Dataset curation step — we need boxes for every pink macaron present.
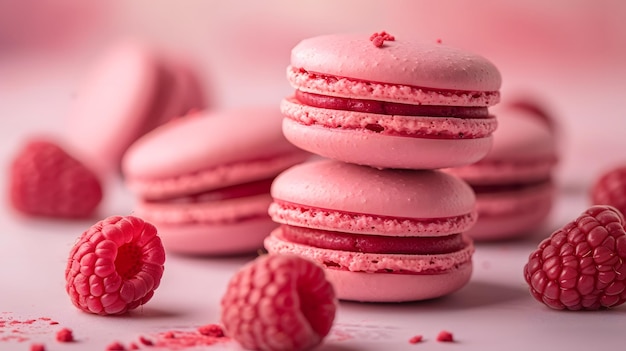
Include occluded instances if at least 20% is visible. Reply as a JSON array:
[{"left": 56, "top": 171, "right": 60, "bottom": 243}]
[
  {"left": 65, "top": 41, "right": 206, "bottom": 175},
  {"left": 444, "top": 102, "right": 558, "bottom": 241},
  {"left": 264, "top": 159, "right": 476, "bottom": 302},
  {"left": 281, "top": 32, "right": 501, "bottom": 169},
  {"left": 122, "top": 107, "right": 311, "bottom": 255}
]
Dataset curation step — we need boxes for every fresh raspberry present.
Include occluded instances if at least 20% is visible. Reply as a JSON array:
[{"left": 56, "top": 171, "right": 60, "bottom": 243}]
[
  {"left": 9, "top": 139, "right": 103, "bottom": 218},
  {"left": 65, "top": 215, "right": 166, "bottom": 315},
  {"left": 591, "top": 165, "right": 626, "bottom": 217},
  {"left": 221, "top": 254, "right": 337, "bottom": 351},
  {"left": 524, "top": 205, "right": 626, "bottom": 310}
]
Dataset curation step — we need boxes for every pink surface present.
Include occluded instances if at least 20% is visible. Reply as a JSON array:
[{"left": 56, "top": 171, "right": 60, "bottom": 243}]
[
  {"left": 123, "top": 107, "right": 311, "bottom": 199},
  {"left": 270, "top": 159, "right": 476, "bottom": 220},
  {"left": 64, "top": 42, "right": 205, "bottom": 175},
  {"left": 290, "top": 33, "right": 501, "bottom": 92}
]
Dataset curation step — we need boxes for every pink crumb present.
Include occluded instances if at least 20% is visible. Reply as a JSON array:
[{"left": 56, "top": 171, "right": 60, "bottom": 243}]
[
  {"left": 30, "top": 343, "right": 46, "bottom": 351},
  {"left": 409, "top": 335, "right": 423, "bottom": 344},
  {"left": 128, "top": 342, "right": 139, "bottom": 350},
  {"left": 105, "top": 341, "right": 126, "bottom": 350},
  {"left": 197, "top": 324, "right": 225, "bottom": 337},
  {"left": 436, "top": 330, "right": 454, "bottom": 342},
  {"left": 56, "top": 327, "right": 74, "bottom": 342},
  {"left": 138, "top": 335, "right": 154, "bottom": 346},
  {"left": 436, "top": 38, "right": 443, "bottom": 44},
  {"left": 369, "top": 31, "right": 395, "bottom": 47}
]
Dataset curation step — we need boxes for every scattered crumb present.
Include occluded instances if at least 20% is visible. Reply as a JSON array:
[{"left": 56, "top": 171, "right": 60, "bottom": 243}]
[
  {"left": 436, "top": 38, "right": 443, "bottom": 44},
  {"left": 197, "top": 324, "right": 225, "bottom": 337},
  {"left": 436, "top": 330, "right": 454, "bottom": 342},
  {"left": 30, "top": 343, "right": 46, "bottom": 351},
  {"left": 409, "top": 335, "right": 423, "bottom": 344},
  {"left": 56, "top": 327, "right": 74, "bottom": 342},
  {"left": 105, "top": 341, "right": 126, "bottom": 350},
  {"left": 138, "top": 335, "right": 154, "bottom": 346}
]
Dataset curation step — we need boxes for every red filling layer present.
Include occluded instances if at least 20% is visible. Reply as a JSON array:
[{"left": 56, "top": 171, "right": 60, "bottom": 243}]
[
  {"left": 470, "top": 178, "right": 551, "bottom": 194},
  {"left": 295, "top": 90, "right": 489, "bottom": 118},
  {"left": 146, "top": 178, "right": 274, "bottom": 203},
  {"left": 278, "top": 225, "right": 465, "bottom": 255}
]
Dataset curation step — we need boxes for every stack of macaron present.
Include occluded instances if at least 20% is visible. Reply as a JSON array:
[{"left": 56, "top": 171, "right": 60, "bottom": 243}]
[
  {"left": 444, "top": 98, "right": 559, "bottom": 241},
  {"left": 121, "top": 107, "right": 311, "bottom": 255},
  {"left": 264, "top": 32, "right": 502, "bottom": 302}
]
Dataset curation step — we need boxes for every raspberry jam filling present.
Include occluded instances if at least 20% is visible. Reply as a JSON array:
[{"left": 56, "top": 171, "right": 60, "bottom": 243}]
[
  {"left": 278, "top": 225, "right": 465, "bottom": 254},
  {"left": 471, "top": 178, "right": 551, "bottom": 194},
  {"left": 146, "top": 178, "right": 274, "bottom": 204},
  {"left": 295, "top": 90, "right": 489, "bottom": 118}
]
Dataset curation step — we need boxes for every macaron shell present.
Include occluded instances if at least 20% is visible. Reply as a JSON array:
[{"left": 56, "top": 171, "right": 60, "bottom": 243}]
[
  {"left": 122, "top": 107, "right": 311, "bottom": 198},
  {"left": 325, "top": 262, "right": 472, "bottom": 302},
  {"left": 157, "top": 217, "right": 278, "bottom": 255},
  {"left": 443, "top": 107, "right": 557, "bottom": 184},
  {"left": 291, "top": 33, "right": 501, "bottom": 92},
  {"left": 65, "top": 42, "right": 161, "bottom": 174},
  {"left": 134, "top": 194, "right": 273, "bottom": 225},
  {"left": 467, "top": 182, "right": 554, "bottom": 240},
  {"left": 283, "top": 118, "right": 493, "bottom": 169},
  {"left": 271, "top": 159, "right": 475, "bottom": 219}
]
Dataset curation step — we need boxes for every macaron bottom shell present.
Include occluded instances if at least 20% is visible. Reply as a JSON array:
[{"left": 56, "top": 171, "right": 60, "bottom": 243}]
[
  {"left": 325, "top": 262, "right": 472, "bottom": 302},
  {"left": 282, "top": 118, "right": 493, "bottom": 169},
  {"left": 264, "top": 228, "right": 474, "bottom": 302},
  {"left": 466, "top": 183, "right": 554, "bottom": 241},
  {"left": 154, "top": 217, "right": 278, "bottom": 255}
]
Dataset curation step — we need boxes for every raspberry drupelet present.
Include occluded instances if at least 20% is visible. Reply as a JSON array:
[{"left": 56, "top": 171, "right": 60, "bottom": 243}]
[
  {"left": 65, "top": 215, "right": 166, "bottom": 315},
  {"left": 524, "top": 205, "right": 626, "bottom": 310}
]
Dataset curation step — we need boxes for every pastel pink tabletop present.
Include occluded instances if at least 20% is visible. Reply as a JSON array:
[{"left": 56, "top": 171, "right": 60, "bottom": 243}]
[
  {"left": 291, "top": 33, "right": 501, "bottom": 92},
  {"left": 122, "top": 107, "right": 305, "bottom": 180},
  {"left": 271, "top": 159, "right": 475, "bottom": 219}
]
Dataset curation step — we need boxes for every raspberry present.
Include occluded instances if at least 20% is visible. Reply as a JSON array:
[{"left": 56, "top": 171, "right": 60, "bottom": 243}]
[
  {"left": 523, "top": 205, "right": 626, "bottom": 310},
  {"left": 65, "top": 215, "right": 166, "bottom": 315},
  {"left": 9, "top": 139, "right": 102, "bottom": 218},
  {"left": 220, "top": 254, "right": 337, "bottom": 351},
  {"left": 591, "top": 165, "right": 626, "bottom": 217}
]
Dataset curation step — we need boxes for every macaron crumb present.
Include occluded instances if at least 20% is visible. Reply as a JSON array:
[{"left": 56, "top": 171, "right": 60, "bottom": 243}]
[
  {"left": 436, "top": 330, "right": 454, "bottom": 342},
  {"left": 409, "top": 335, "right": 423, "bottom": 344},
  {"left": 105, "top": 341, "right": 126, "bottom": 350},
  {"left": 197, "top": 324, "right": 225, "bottom": 337},
  {"left": 30, "top": 343, "right": 46, "bottom": 351},
  {"left": 55, "top": 327, "right": 74, "bottom": 342}
]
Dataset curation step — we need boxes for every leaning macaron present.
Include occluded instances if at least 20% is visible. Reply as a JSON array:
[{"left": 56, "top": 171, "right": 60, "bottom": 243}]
[
  {"left": 264, "top": 159, "right": 476, "bottom": 302},
  {"left": 65, "top": 41, "right": 206, "bottom": 175},
  {"left": 281, "top": 32, "right": 501, "bottom": 169},
  {"left": 122, "top": 107, "right": 311, "bottom": 255},
  {"left": 444, "top": 102, "right": 558, "bottom": 241}
]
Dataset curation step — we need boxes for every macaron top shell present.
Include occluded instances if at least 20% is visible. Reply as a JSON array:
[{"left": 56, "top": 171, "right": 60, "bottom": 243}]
[
  {"left": 271, "top": 160, "right": 475, "bottom": 219},
  {"left": 66, "top": 42, "right": 162, "bottom": 171},
  {"left": 123, "top": 107, "right": 307, "bottom": 181},
  {"left": 291, "top": 33, "right": 501, "bottom": 92}
]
